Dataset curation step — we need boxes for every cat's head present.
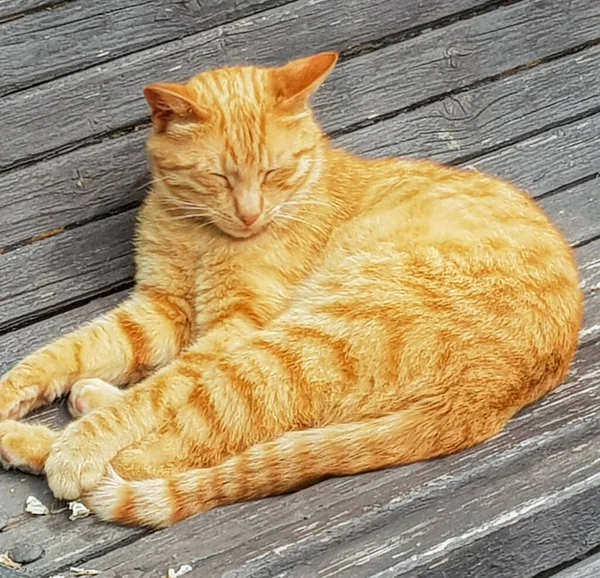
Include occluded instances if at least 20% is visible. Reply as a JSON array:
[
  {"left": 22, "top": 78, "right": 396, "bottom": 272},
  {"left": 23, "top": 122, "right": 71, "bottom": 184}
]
[{"left": 143, "top": 52, "right": 338, "bottom": 238}]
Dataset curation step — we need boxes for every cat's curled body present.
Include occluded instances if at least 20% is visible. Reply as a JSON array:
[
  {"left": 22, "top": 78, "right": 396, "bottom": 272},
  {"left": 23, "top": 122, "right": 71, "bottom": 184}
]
[{"left": 0, "top": 53, "right": 583, "bottom": 527}]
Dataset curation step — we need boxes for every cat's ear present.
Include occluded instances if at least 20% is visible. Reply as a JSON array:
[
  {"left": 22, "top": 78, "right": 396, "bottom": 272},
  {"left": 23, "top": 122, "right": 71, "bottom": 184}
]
[
  {"left": 143, "top": 82, "right": 207, "bottom": 133},
  {"left": 273, "top": 52, "right": 338, "bottom": 112}
]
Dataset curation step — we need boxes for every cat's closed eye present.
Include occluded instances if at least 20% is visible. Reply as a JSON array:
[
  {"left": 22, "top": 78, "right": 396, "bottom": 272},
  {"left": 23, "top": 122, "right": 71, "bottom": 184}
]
[
  {"left": 261, "top": 169, "right": 279, "bottom": 184},
  {"left": 209, "top": 172, "right": 232, "bottom": 188},
  {"left": 262, "top": 168, "right": 291, "bottom": 185}
]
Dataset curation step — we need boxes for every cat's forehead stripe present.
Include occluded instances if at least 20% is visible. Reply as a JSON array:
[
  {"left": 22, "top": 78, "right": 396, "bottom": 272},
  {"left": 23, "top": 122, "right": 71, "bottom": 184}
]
[{"left": 191, "top": 67, "right": 269, "bottom": 168}]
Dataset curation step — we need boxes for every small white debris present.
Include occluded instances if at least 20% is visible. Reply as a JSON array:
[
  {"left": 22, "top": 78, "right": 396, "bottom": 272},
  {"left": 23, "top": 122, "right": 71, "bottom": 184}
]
[
  {"left": 49, "top": 575, "right": 66, "bottom": 578},
  {"left": 0, "top": 553, "right": 22, "bottom": 569},
  {"left": 70, "top": 567, "right": 102, "bottom": 576},
  {"left": 68, "top": 501, "right": 91, "bottom": 520},
  {"left": 25, "top": 495, "right": 50, "bottom": 516},
  {"left": 164, "top": 564, "right": 193, "bottom": 578}
]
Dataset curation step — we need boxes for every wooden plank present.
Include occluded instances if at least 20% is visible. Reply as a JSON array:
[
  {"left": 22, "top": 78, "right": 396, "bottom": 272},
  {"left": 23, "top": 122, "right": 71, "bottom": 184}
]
[
  {"left": 336, "top": 44, "right": 600, "bottom": 163},
  {"left": 0, "top": 0, "right": 69, "bottom": 21},
  {"left": 578, "top": 241, "right": 600, "bottom": 346},
  {"left": 339, "top": 110, "right": 600, "bottom": 199},
  {"left": 3, "top": 339, "right": 599, "bottom": 577},
  {"left": 315, "top": 0, "right": 600, "bottom": 134},
  {"left": 2, "top": 0, "right": 598, "bottom": 170},
  {"left": 0, "top": 110, "right": 597, "bottom": 333},
  {"left": 0, "top": 130, "right": 148, "bottom": 249},
  {"left": 0, "top": 0, "right": 292, "bottom": 95},
  {"left": 471, "top": 117, "right": 600, "bottom": 195},
  {"left": 551, "top": 553, "right": 600, "bottom": 578},
  {"left": 0, "top": 210, "right": 135, "bottom": 332},
  {"left": 0, "top": 0, "right": 491, "bottom": 97},
  {"left": 3, "top": 42, "right": 599, "bottom": 250},
  {"left": 538, "top": 179, "right": 600, "bottom": 248}
]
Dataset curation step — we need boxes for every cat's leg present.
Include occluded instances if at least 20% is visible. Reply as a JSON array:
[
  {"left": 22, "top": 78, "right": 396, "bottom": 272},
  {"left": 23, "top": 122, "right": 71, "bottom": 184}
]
[
  {"left": 0, "top": 288, "right": 193, "bottom": 421},
  {"left": 43, "top": 355, "right": 211, "bottom": 499}
]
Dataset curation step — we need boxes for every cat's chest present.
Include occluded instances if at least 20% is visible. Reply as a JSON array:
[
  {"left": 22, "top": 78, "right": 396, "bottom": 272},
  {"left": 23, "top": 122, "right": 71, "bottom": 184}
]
[{"left": 191, "top": 240, "right": 301, "bottom": 333}]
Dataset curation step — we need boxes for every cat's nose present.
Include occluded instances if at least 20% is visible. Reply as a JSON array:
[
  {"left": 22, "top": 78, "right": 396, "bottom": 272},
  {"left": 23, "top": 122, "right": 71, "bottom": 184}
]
[{"left": 238, "top": 211, "right": 260, "bottom": 227}]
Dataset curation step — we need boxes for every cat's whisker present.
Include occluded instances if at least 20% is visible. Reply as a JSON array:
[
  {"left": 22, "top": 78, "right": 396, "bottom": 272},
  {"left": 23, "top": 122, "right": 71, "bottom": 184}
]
[
  {"left": 168, "top": 213, "right": 214, "bottom": 222},
  {"left": 162, "top": 197, "right": 209, "bottom": 211},
  {"left": 163, "top": 206, "right": 213, "bottom": 218},
  {"left": 130, "top": 175, "right": 171, "bottom": 194}
]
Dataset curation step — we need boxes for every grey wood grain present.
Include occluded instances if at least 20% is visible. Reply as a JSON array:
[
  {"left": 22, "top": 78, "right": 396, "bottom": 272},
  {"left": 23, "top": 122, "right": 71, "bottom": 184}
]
[
  {"left": 0, "top": 129, "right": 149, "bottom": 249},
  {"left": 3, "top": 0, "right": 599, "bottom": 170},
  {"left": 3, "top": 41, "right": 599, "bottom": 251},
  {"left": 0, "top": 0, "right": 291, "bottom": 94},
  {"left": 538, "top": 178, "right": 600, "bottom": 248},
  {"left": 0, "top": 0, "right": 69, "bottom": 20},
  {"left": 315, "top": 0, "right": 600, "bottom": 135},
  {"left": 341, "top": 109, "right": 600, "bottom": 200},
  {"left": 2, "top": 341, "right": 599, "bottom": 577},
  {"left": 471, "top": 116, "right": 600, "bottom": 195},
  {"left": 0, "top": 0, "right": 491, "bottom": 97},
  {"left": 578, "top": 240, "right": 600, "bottom": 346},
  {"left": 336, "top": 44, "right": 600, "bottom": 164},
  {"left": 551, "top": 553, "right": 600, "bottom": 578},
  {"left": 1, "top": 108, "right": 598, "bottom": 334},
  {"left": 0, "top": 210, "right": 136, "bottom": 332}
]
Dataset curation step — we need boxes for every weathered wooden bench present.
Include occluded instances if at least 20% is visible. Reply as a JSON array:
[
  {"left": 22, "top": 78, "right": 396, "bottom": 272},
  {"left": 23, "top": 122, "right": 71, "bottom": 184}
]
[{"left": 1, "top": 0, "right": 599, "bottom": 576}]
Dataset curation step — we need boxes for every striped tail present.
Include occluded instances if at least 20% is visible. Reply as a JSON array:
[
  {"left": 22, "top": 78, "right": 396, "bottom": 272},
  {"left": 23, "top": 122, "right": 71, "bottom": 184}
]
[{"left": 85, "top": 408, "right": 504, "bottom": 528}]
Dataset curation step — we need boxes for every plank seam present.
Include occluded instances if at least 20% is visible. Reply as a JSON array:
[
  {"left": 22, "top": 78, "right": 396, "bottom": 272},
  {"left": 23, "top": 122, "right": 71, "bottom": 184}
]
[
  {"left": 4, "top": 33, "right": 597, "bottom": 179},
  {"left": 447, "top": 105, "right": 600, "bottom": 166},
  {"left": 340, "top": 0, "right": 525, "bottom": 60},
  {"left": 0, "top": 0, "right": 76, "bottom": 24},
  {"left": 330, "top": 38, "right": 600, "bottom": 140},
  {"left": 0, "top": 199, "right": 143, "bottom": 255},
  {"left": 534, "top": 544, "right": 600, "bottom": 577},
  {"left": 0, "top": 0, "right": 295, "bottom": 97},
  {"left": 574, "top": 232, "right": 600, "bottom": 250},
  {"left": 0, "top": 0, "right": 528, "bottom": 144},
  {"left": 0, "top": 279, "right": 134, "bottom": 337},
  {"left": 536, "top": 172, "right": 600, "bottom": 202},
  {"left": 42, "top": 529, "right": 151, "bottom": 578}
]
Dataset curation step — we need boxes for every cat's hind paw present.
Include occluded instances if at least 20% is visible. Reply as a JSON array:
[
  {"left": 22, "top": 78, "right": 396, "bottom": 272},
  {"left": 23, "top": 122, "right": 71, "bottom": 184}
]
[
  {"left": 0, "top": 420, "right": 57, "bottom": 475},
  {"left": 68, "top": 378, "right": 123, "bottom": 418}
]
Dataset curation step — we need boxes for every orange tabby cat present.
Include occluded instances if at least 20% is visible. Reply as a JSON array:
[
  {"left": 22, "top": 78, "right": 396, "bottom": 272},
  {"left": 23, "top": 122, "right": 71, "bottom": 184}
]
[{"left": 0, "top": 52, "right": 583, "bottom": 527}]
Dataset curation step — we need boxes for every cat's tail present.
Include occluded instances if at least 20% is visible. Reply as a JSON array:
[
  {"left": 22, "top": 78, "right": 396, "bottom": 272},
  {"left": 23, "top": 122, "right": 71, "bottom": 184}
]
[{"left": 85, "top": 407, "right": 505, "bottom": 528}]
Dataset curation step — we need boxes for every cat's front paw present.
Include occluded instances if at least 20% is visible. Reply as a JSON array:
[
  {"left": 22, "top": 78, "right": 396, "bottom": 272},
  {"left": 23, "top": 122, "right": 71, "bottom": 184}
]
[
  {"left": 45, "top": 429, "right": 110, "bottom": 500},
  {"left": 0, "top": 420, "right": 55, "bottom": 474},
  {"left": 0, "top": 374, "right": 41, "bottom": 420},
  {"left": 68, "top": 378, "right": 123, "bottom": 417}
]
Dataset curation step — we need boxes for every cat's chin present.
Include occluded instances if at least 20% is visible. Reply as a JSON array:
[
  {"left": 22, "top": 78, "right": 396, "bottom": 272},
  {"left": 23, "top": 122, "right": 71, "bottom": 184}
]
[{"left": 217, "top": 221, "right": 268, "bottom": 239}]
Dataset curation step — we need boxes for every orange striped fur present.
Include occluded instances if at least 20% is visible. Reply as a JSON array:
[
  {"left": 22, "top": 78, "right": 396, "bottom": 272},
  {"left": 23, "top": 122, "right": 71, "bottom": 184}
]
[{"left": 0, "top": 52, "right": 583, "bottom": 527}]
